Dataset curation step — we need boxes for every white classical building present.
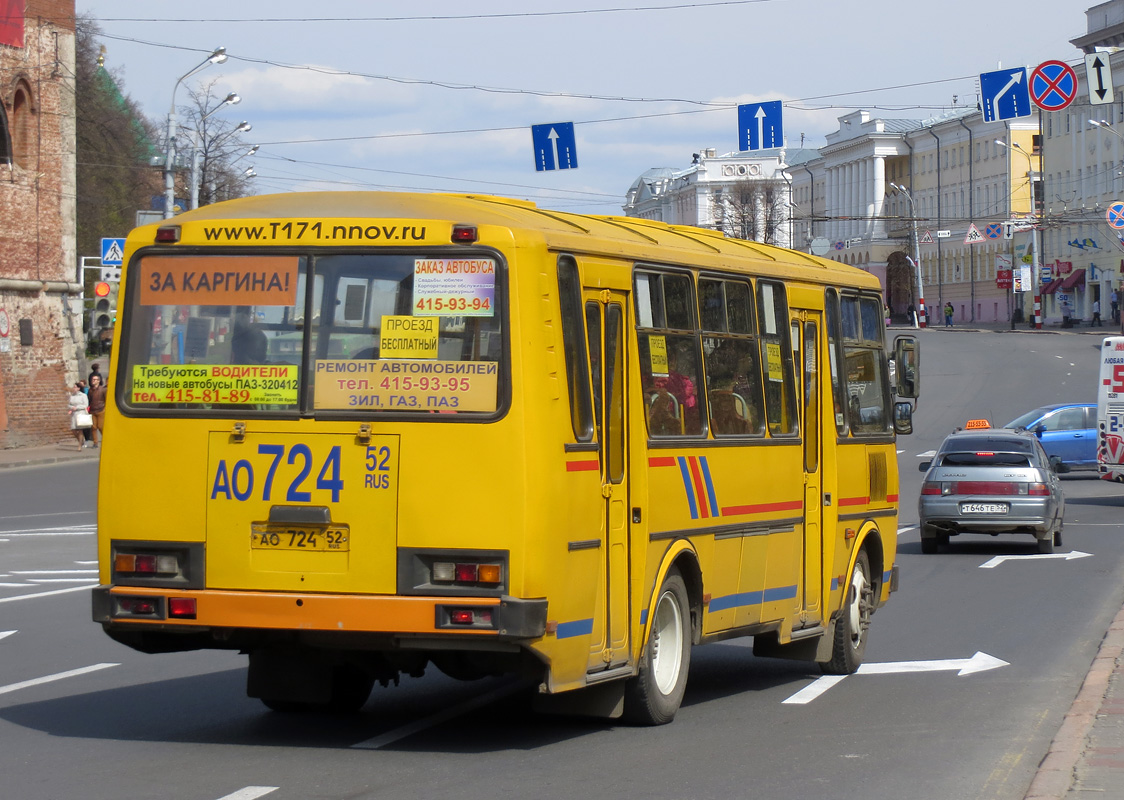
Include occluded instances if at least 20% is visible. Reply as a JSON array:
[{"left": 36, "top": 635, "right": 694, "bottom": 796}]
[{"left": 622, "top": 148, "right": 817, "bottom": 249}]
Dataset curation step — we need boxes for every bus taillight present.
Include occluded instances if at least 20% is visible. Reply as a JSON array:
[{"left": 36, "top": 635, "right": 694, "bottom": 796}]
[{"left": 167, "top": 597, "right": 197, "bottom": 619}]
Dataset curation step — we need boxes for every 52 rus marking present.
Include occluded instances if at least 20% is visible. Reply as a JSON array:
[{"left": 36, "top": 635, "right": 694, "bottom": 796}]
[{"left": 210, "top": 442, "right": 395, "bottom": 502}]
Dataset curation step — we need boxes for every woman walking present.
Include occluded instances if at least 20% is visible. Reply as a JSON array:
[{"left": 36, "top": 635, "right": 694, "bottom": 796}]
[{"left": 67, "top": 383, "right": 90, "bottom": 450}]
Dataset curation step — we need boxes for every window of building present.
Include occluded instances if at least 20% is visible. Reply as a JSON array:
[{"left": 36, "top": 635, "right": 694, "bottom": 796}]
[
  {"left": 0, "top": 104, "right": 10, "bottom": 165},
  {"left": 10, "top": 80, "right": 34, "bottom": 170}
]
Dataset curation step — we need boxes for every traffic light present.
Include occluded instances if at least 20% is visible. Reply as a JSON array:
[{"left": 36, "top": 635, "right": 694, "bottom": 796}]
[{"left": 93, "top": 280, "right": 119, "bottom": 329}]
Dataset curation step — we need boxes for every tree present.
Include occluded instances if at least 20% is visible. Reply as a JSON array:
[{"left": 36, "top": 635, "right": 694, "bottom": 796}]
[
  {"left": 74, "top": 15, "right": 161, "bottom": 261},
  {"left": 180, "top": 81, "right": 255, "bottom": 209},
  {"left": 713, "top": 180, "right": 787, "bottom": 244}
]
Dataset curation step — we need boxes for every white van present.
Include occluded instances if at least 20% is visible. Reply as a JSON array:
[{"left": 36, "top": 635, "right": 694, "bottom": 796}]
[{"left": 1097, "top": 336, "right": 1124, "bottom": 481}]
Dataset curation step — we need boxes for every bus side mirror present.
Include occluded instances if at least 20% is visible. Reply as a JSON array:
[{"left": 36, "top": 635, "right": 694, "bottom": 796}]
[
  {"left": 893, "top": 335, "right": 920, "bottom": 399},
  {"left": 893, "top": 401, "right": 913, "bottom": 435}
]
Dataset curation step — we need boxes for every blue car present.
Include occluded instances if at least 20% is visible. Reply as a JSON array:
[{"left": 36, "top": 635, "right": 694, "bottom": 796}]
[{"left": 1004, "top": 403, "right": 1097, "bottom": 472}]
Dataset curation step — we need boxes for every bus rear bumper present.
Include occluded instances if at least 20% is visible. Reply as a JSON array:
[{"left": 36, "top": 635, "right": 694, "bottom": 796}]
[{"left": 92, "top": 586, "right": 547, "bottom": 644}]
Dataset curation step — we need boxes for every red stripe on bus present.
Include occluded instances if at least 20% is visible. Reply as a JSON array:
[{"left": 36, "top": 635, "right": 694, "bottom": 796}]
[
  {"left": 886, "top": 494, "right": 899, "bottom": 502},
  {"left": 566, "top": 460, "right": 600, "bottom": 472},
  {"left": 687, "top": 457, "right": 710, "bottom": 519},
  {"left": 720, "top": 500, "right": 803, "bottom": 516},
  {"left": 838, "top": 496, "right": 870, "bottom": 506},
  {"left": 648, "top": 456, "right": 676, "bottom": 467}
]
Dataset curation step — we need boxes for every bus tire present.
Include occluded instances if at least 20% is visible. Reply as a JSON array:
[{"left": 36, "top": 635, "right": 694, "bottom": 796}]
[
  {"left": 623, "top": 570, "right": 691, "bottom": 725},
  {"left": 820, "top": 549, "right": 871, "bottom": 675}
]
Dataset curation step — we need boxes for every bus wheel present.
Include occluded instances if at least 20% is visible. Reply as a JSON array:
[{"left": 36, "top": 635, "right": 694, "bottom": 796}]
[
  {"left": 623, "top": 569, "right": 691, "bottom": 725},
  {"left": 821, "top": 550, "right": 871, "bottom": 675}
]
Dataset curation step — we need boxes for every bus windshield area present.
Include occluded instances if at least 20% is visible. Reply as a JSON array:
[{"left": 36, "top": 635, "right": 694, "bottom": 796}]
[{"left": 119, "top": 252, "right": 504, "bottom": 416}]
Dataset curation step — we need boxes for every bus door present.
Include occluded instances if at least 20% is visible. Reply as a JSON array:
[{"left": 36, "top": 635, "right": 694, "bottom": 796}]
[
  {"left": 792, "top": 310, "right": 823, "bottom": 626},
  {"left": 583, "top": 290, "right": 631, "bottom": 670}
]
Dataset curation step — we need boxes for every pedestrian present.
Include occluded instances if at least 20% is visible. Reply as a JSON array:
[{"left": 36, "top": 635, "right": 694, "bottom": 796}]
[
  {"left": 88, "top": 362, "right": 101, "bottom": 386},
  {"left": 77, "top": 379, "right": 92, "bottom": 445},
  {"left": 943, "top": 302, "right": 954, "bottom": 327},
  {"left": 907, "top": 302, "right": 917, "bottom": 327},
  {"left": 1060, "top": 297, "right": 1073, "bottom": 328},
  {"left": 87, "top": 373, "right": 107, "bottom": 447},
  {"left": 1093, "top": 299, "right": 1103, "bottom": 327},
  {"left": 67, "top": 383, "right": 91, "bottom": 450},
  {"left": 1112, "top": 288, "right": 1120, "bottom": 323}
]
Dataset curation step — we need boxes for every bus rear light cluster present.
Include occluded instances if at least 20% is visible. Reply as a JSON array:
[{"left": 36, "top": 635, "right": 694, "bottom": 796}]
[
  {"left": 117, "top": 596, "right": 160, "bottom": 616},
  {"left": 449, "top": 608, "right": 492, "bottom": 626},
  {"left": 432, "top": 561, "right": 502, "bottom": 585},
  {"left": 115, "top": 553, "right": 179, "bottom": 576}
]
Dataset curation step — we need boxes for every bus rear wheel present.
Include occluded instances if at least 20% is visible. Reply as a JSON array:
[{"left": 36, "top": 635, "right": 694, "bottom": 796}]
[
  {"left": 623, "top": 569, "right": 691, "bottom": 725},
  {"left": 820, "top": 549, "right": 871, "bottom": 675}
]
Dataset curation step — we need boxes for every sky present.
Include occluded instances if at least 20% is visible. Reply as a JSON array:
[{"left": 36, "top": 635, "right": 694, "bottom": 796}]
[{"left": 75, "top": 0, "right": 1090, "bottom": 216}]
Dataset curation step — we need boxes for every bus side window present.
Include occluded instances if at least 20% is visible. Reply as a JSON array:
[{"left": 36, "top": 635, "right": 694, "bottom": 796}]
[
  {"left": 635, "top": 269, "right": 703, "bottom": 437},
  {"left": 700, "top": 277, "right": 763, "bottom": 436},
  {"left": 756, "top": 280, "right": 797, "bottom": 436}
]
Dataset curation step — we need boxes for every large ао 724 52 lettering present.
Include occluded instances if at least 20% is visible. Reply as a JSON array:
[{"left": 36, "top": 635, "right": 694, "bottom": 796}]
[{"left": 210, "top": 443, "right": 394, "bottom": 502}]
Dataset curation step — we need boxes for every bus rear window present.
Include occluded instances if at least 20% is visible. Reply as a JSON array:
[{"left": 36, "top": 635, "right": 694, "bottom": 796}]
[{"left": 119, "top": 252, "right": 504, "bottom": 416}]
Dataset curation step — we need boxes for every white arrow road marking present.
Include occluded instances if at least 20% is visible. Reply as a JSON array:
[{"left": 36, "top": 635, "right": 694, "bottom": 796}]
[
  {"left": 0, "top": 663, "right": 118, "bottom": 696},
  {"left": 214, "top": 788, "right": 278, "bottom": 800},
  {"left": 979, "top": 551, "right": 1093, "bottom": 569},
  {"left": 0, "top": 585, "right": 97, "bottom": 603},
  {"left": 917, "top": 449, "right": 936, "bottom": 458},
  {"left": 782, "top": 651, "right": 1008, "bottom": 704},
  {"left": 856, "top": 651, "right": 1008, "bottom": 676},
  {"left": 0, "top": 631, "right": 14, "bottom": 642}
]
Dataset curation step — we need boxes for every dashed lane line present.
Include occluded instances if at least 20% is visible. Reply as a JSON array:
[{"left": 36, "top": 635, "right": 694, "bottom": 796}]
[
  {"left": 0, "top": 663, "right": 118, "bottom": 697},
  {"left": 0, "top": 584, "right": 97, "bottom": 603},
  {"left": 214, "top": 788, "right": 278, "bottom": 800}
]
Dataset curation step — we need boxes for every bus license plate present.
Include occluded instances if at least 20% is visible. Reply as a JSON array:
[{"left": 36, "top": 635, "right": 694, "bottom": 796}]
[
  {"left": 250, "top": 525, "right": 350, "bottom": 551},
  {"left": 960, "top": 503, "right": 1009, "bottom": 514}
]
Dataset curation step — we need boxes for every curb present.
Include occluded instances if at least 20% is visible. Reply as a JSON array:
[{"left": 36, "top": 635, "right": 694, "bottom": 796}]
[{"left": 1024, "top": 604, "right": 1124, "bottom": 799}]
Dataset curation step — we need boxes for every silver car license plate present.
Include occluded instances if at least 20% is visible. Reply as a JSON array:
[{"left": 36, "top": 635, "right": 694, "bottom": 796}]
[{"left": 960, "top": 502, "right": 1009, "bottom": 514}]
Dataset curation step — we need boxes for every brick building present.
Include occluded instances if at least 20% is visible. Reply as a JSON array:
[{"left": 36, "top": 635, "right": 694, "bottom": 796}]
[{"left": 0, "top": 0, "right": 79, "bottom": 448}]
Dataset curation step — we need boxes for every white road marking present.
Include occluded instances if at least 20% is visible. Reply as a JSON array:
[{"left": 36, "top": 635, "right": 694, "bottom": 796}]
[
  {"left": 0, "top": 585, "right": 96, "bottom": 603},
  {"left": 917, "top": 449, "right": 936, "bottom": 458},
  {"left": 0, "top": 663, "right": 118, "bottom": 697},
  {"left": 214, "top": 788, "right": 278, "bottom": 800},
  {"left": 0, "top": 529, "right": 96, "bottom": 537},
  {"left": 28, "top": 578, "right": 99, "bottom": 584},
  {"left": 979, "top": 551, "right": 1093, "bottom": 569},
  {"left": 0, "top": 631, "right": 14, "bottom": 642},
  {"left": 13, "top": 569, "right": 97, "bottom": 575},
  {"left": 782, "top": 675, "right": 846, "bottom": 704},
  {"left": 0, "top": 511, "right": 91, "bottom": 521},
  {"left": 352, "top": 682, "right": 525, "bottom": 749},
  {"left": 74, "top": 560, "right": 97, "bottom": 565},
  {"left": 782, "top": 652, "right": 1009, "bottom": 704}
]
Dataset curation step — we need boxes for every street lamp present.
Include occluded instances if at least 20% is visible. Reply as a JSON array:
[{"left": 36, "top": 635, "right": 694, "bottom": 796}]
[
  {"left": 996, "top": 139, "right": 1042, "bottom": 329},
  {"left": 888, "top": 182, "right": 926, "bottom": 328},
  {"left": 163, "top": 46, "right": 228, "bottom": 219},
  {"left": 189, "top": 105, "right": 247, "bottom": 210}
]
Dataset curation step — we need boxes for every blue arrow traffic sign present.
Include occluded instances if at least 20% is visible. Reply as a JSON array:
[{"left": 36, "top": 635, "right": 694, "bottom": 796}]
[
  {"left": 532, "top": 122, "right": 578, "bottom": 172},
  {"left": 738, "top": 101, "right": 784, "bottom": 152},
  {"left": 101, "top": 237, "right": 125, "bottom": 266},
  {"left": 980, "top": 68, "right": 1031, "bottom": 123}
]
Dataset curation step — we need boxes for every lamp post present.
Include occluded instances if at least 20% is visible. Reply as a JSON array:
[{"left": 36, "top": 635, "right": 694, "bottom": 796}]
[
  {"left": 888, "top": 182, "right": 926, "bottom": 328},
  {"left": 163, "top": 46, "right": 228, "bottom": 219},
  {"left": 996, "top": 139, "right": 1041, "bottom": 329},
  {"left": 189, "top": 107, "right": 247, "bottom": 210}
]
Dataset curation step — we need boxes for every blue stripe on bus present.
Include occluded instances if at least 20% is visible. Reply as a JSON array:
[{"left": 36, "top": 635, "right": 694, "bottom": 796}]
[
  {"left": 699, "top": 456, "right": 719, "bottom": 517},
  {"left": 677, "top": 456, "right": 699, "bottom": 520},
  {"left": 640, "top": 608, "right": 648, "bottom": 625},
  {"left": 556, "top": 618, "right": 594, "bottom": 639},
  {"left": 707, "top": 584, "right": 799, "bottom": 613},
  {"left": 830, "top": 577, "right": 840, "bottom": 591}
]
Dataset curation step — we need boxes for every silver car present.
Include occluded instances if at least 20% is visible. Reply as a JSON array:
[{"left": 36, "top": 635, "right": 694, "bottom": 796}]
[{"left": 918, "top": 426, "right": 1064, "bottom": 554}]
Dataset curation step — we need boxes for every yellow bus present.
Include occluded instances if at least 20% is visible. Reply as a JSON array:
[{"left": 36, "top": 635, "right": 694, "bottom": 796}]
[{"left": 92, "top": 192, "right": 919, "bottom": 724}]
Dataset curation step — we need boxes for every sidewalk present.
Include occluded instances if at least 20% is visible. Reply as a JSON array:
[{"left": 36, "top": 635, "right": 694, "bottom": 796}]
[{"left": 0, "top": 440, "right": 99, "bottom": 469}]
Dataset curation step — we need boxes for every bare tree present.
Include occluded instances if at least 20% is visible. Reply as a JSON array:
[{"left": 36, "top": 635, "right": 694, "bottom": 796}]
[
  {"left": 179, "top": 80, "right": 256, "bottom": 209},
  {"left": 713, "top": 180, "right": 787, "bottom": 244}
]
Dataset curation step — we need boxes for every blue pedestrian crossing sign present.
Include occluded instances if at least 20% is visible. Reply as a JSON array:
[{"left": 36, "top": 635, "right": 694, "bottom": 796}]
[
  {"left": 101, "top": 238, "right": 125, "bottom": 266},
  {"left": 532, "top": 122, "right": 578, "bottom": 172},
  {"left": 738, "top": 101, "right": 784, "bottom": 151},
  {"left": 980, "top": 68, "right": 1032, "bottom": 123}
]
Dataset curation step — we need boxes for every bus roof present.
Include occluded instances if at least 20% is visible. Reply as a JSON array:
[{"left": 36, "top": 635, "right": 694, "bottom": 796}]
[{"left": 139, "top": 191, "right": 881, "bottom": 291}]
